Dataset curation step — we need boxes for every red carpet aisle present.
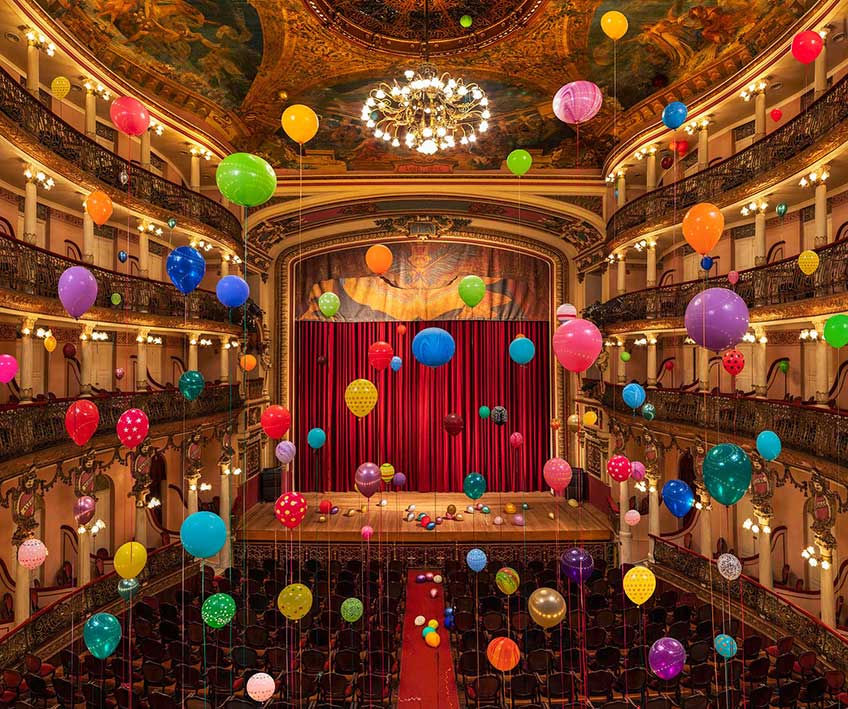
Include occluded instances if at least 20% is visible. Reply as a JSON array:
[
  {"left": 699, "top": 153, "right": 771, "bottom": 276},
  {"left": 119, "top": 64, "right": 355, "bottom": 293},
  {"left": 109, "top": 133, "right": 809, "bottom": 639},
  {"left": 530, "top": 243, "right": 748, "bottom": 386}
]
[{"left": 397, "top": 570, "right": 461, "bottom": 708}]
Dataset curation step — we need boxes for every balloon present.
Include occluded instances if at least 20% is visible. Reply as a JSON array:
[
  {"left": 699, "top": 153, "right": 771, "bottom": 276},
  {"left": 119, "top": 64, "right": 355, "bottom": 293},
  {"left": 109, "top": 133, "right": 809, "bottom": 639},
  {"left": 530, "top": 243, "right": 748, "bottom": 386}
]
[
  {"left": 425, "top": 632, "right": 441, "bottom": 648},
  {"left": 703, "top": 443, "right": 752, "bottom": 505},
  {"left": 466, "top": 548, "right": 487, "bottom": 573},
  {"left": 715, "top": 634, "right": 738, "bottom": 659},
  {"left": 65, "top": 400, "right": 99, "bottom": 446},
  {"left": 390, "top": 356, "right": 402, "bottom": 372},
  {"left": 607, "top": 455, "right": 631, "bottom": 482},
  {"left": 509, "top": 337, "right": 535, "bottom": 365},
  {"left": 701, "top": 256, "right": 714, "bottom": 271},
  {"left": 683, "top": 203, "right": 724, "bottom": 255},
  {"left": 509, "top": 432, "right": 523, "bottom": 448},
  {"left": 662, "top": 480, "right": 695, "bottom": 518},
  {"left": 675, "top": 139, "right": 690, "bottom": 156},
  {"left": 798, "top": 250, "right": 819, "bottom": 275},
  {"left": 478, "top": 405, "right": 491, "bottom": 419},
  {"left": 246, "top": 673, "right": 275, "bottom": 703},
  {"left": 623, "top": 566, "right": 656, "bottom": 606},
  {"left": 460, "top": 14, "right": 472, "bottom": 28},
  {"left": 487, "top": 637, "right": 520, "bottom": 671},
  {"left": 281, "top": 104, "right": 319, "bottom": 144},
  {"left": 110, "top": 293, "right": 122, "bottom": 306},
  {"left": 778, "top": 360, "right": 789, "bottom": 374},
  {"left": 318, "top": 292, "right": 340, "bottom": 317},
  {"left": 718, "top": 553, "right": 742, "bottom": 581},
  {"left": 443, "top": 413, "right": 464, "bottom": 436},
  {"left": 201, "top": 593, "right": 237, "bottom": 628},
  {"left": 495, "top": 567, "right": 520, "bottom": 595},
  {"left": 463, "top": 472, "right": 486, "bottom": 500},
  {"left": 458, "top": 275, "right": 486, "bottom": 308},
  {"left": 39, "top": 334, "right": 53, "bottom": 354},
  {"left": 355, "top": 462, "right": 381, "bottom": 498},
  {"left": 630, "top": 461, "right": 646, "bottom": 482},
  {"left": 274, "top": 492, "right": 308, "bottom": 529},
  {"left": 114, "top": 367, "right": 125, "bottom": 380},
  {"left": 528, "top": 588, "right": 566, "bottom": 628},
  {"left": 216, "top": 275, "right": 250, "bottom": 308},
  {"left": 583, "top": 411, "right": 597, "bottom": 426},
  {"left": 792, "top": 30, "right": 823, "bottom": 64},
  {"left": 178, "top": 370, "right": 205, "bottom": 401},
  {"left": 506, "top": 149, "right": 532, "bottom": 176},
  {"left": 0, "top": 354, "right": 17, "bottom": 385},
  {"left": 86, "top": 190, "right": 113, "bottom": 226},
  {"left": 624, "top": 509, "right": 641, "bottom": 526},
  {"left": 368, "top": 341, "right": 394, "bottom": 370},
  {"left": 392, "top": 472, "right": 407, "bottom": 487},
  {"left": 114, "top": 541, "right": 146, "bottom": 579},
  {"left": 684, "top": 288, "right": 749, "bottom": 351},
  {"left": 776, "top": 202, "right": 788, "bottom": 218},
  {"left": 556, "top": 303, "right": 577, "bottom": 323},
  {"left": 307, "top": 428, "right": 326, "bottom": 449},
  {"left": 722, "top": 349, "right": 744, "bottom": 376},
  {"left": 110, "top": 96, "right": 149, "bottom": 136},
  {"left": 560, "top": 547, "right": 594, "bottom": 584},
  {"left": 118, "top": 250, "right": 128, "bottom": 264},
  {"left": 166, "top": 247, "right": 206, "bottom": 295},
  {"left": 345, "top": 379, "right": 378, "bottom": 417},
  {"left": 58, "top": 266, "right": 98, "bottom": 318},
  {"left": 167, "top": 218, "right": 177, "bottom": 229},
  {"left": 74, "top": 496, "right": 96, "bottom": 526},
  {"left": 770, "top": 108, "right": 783, "bottom": 122},
  {"left": 365, "top": 244, "right": 393, "bottom": 275},
  {"left": 660, "top": 155, "right": 674, "bottom": 170},
  {"left": 756, "top": 430, "right": 781, "bottom": 461},
  {"left": 649, "top": 638, "right": 686, "bottom": 680},
  {"left": 261, "top": 405, "right": 292, "bottom": 438},
  {"left": 622, "top": 383, "right": 646, "bottom": 409},
  {"left": 600, "top": 10, "right": 628, "bottom": 40},
  {"left": 552, "top": 81, "right": 603, "bottom": 124},
  {"left": 216, "top": 153, "right": 276, "bottom": 207},
  {"left": 360, "top": 525, "right": 374, "bottom": 541},
  {"left": 341, "top": 597, "right": 364, "bottom": 623},
  {"left": 543, "top": 458, "right": 572, "bottom": 493},
  {"left": 728, "top": 270, "right": 739, "bottom": 285},
  {"left": 277, "top": 583, "right": 312, "bottom": 620},
  {"left": 275, "top": 440, "right": 296, "bottom": 464},
  {"left": 117, "top": 578, "right": 140, "bottom": 601},
  {"left": 825, "top": 314, "right": 848, "bottom": 348},
  {"left": 620, "top": 351, "right": 631, "bottom": 362},
  {"left": 51, "top": 76, "right": 71, "bottom": 99},
  {"left": 661, "top": 101, "right": 688, "bottom": 130},
  {"left": 17, "top": 538, "right": 47, "bottom": 570},
  {"left": 84, "top": 613, "right": 122, "bottom": 660},
  {"left": 380, "top": 463, "right": 395, "bottom": 483},
  {"left": 180, "top": 511, "right": 227, "bottom": 559},
  {"left": 240, "top": 354, "right": 257, "bottom": 372},
  {"left": 63, "top": 343, "right": 77, "bottom": 359},
  {"left": 116, "top": 408, "right": 149, "bottom": 448},
  {"left": 553, "top": 319, "right": 602, "bottom": 372},
  {"left": 412, "top": 327, "right": 456, "bottom": 368},
  {"left": 642, "top": 403, "right": 656, "bottom": 421}
]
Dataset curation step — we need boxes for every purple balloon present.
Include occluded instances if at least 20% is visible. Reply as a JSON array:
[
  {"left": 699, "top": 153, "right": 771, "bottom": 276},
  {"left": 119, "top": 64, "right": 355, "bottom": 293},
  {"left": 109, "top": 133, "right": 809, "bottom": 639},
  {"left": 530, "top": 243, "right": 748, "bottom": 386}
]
[
  {"left": 560, "top": 547, "right": 595, "bottom": 584},
  {"left": 631, "top": 461, "right": 646, "bottom": 482},
  {"left": 275, "top": 440, "right": 296, "bottom": 465},
  {"left": 649, "top": 637, "right": 686, "bottom": 680},
  {"left": 684, "top": 288, "right": 749, "bottom": 352},
  {"left": 355, "top": 462, "right": 381, "bottom": 499},
  {"left": 74, "top": 495, "right": 96, "bottom": 526},
  {"left": 552, "top": 81, "right": 603, "bottom": 124},
  {"left": 392, "top": 472, "right": 407, "bottom": 487},
  {"left": 58, "top": 266, "right": 98, "bottom": 319}
]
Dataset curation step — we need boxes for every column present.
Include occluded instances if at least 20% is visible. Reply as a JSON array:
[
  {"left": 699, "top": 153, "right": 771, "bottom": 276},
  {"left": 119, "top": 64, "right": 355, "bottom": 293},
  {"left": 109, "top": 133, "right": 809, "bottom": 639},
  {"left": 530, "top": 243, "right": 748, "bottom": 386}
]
[
  {"left": 819, "top": 545, "right": 835, "bottom": 627},
  {"left": 220, "top": 256, "right": 230, "bottom": 277},
  {"left": 190, "top": 154, "right": 201, "bottom": 192},
  {"left": 754, "top": 91, "right": 767, "bottom": 139},
  {"left": 135, "top": 501, "right": 149, "bottom": 548},
  {"left": 138, "top": 229, "right": 150, "bottom": 278},
  {"left": 698, "top": 497, "right": 713, "bottom": 559},
  {"left": 752, "top": 329, "right": 767, "bottom": 397},
  {"left": 646, "top": 242, "right": 657, "bottom": 287},
  {"left": 616, "top": 346, "right": 626, "bottom": 386},
  {"left": 647, "top": 474, "right": 660, "bottom": 561},
  {"left": 19, "top": 318, "right": 35, "bottom": 402},
  {"left": 77, "top": 525, "right": 91, "bottom": 586},
  {"left": 26, "top": 40, "right": 39, "bottom": 95},
  {"left": 219, "top": 337, "right": 231, "bottom": 384},
  {"left": 616, "top": 254, "right": 626, "bottom": 295},
  {"left": 753, "top": 210, "right": 767, "bottom": 266},
  {"left": 645, "top": 151, "right": 657, "bottom": 191},
  {"left": 757, "top": 522, "right": 773, "bottom": 589},
  {"left": 815, "top": 180, "right": 828, "bottom": 247},
  {"left": 218, "top": 463, "right": 232, "bottom": 571},
  {"left": 140, "top": 131, "right": 151, "bottom": 170},
  {"left": 615, "top": 171, "right": 626, "bottom": 208},
  {"left": 84, "top": 89, "right": 97, "bottom": 138},
  {"left": 186, "top": 475, "right": 200, "bottom": 515},
  {"left": 82, "top": 212, "right": 95, "bottom": 265},
  {"left": 79, "top": 325, "right": 94, "bottom": 397},
  {"left": 136, "top": 329, "right": 149, "bottom": 391},
  {"left": 188, "top": 333, "right": 199, "bottom": 372},
  {"left": 815, "top": 37, "right": 827, "bottom": 99},
  {"left": 14, "top": 548, "right": 30, "bottom": 624},
  {"left": 697, "top": 346, "right": 709, "bottom": 392},
  {"left": 697, "top": 125, "right": 709, "bottom": 171},
  {"left": 619, "top": 480, "right": 632, "bottom": 564},
  {"left": 646, "top": 336, "right": 658, "bottom": 388},
  {"left": 23, "top": 177, "right": 37, "bottom": 244},
  {"left": 814, "top": 323, "right": 831, "bottom": 405}
]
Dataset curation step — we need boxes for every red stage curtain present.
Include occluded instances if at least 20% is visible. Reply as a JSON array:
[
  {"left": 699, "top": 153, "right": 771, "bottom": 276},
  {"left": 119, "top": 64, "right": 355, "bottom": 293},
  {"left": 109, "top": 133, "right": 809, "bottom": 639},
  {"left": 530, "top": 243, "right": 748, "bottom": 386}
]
[{"left": 293, "top": 320, "right": 552, "bottom": 492}]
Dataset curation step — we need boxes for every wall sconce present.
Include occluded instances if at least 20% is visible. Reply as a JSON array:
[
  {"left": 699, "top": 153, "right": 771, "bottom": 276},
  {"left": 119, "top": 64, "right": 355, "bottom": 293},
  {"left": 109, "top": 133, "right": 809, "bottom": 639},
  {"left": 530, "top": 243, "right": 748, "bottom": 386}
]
[
  {"left": 802, "top": 545, "right": 830, "bottom": 569},
  {"left": 24, "top": 166, "right": 55, "bottom": 190},
  {"left": 683, "top": 118, "right": 710, "bottom": 135},
  {"left": 25, "top": 30, "right": 55, "bottom": 56},
  {"left": 190, "top": 146, "right": 213, "bottom": 160},
  {"left": 742, "top": 332, "right": 756, "bottom": 343},
  {"left": 147, "top": 497, "right": 161, "bottom": 509},
  {"left": 800, "top": 165, "right": 830, "bottom": 187},
  {"left": 633, "top": 238, "right": 656, "bottom": 252},
  {"left": 739, "top": 79, "right": 768, "bottom": 101},
  {"left": 83, "top": 80, "right": 112, "bottom": 101},
  {"left": 605, "top": 168, "right": 625, "bottom": 184},
  {"left": 800, "top": 329, "right": 820, "bottom": 341},
  {"left": 148, "top": 118, "right": 165, "bottom": 136},
  {"left": 606, "top": 252, "right": 624, "bottom": 264},
  {"left": 740, "top": 199, "right": 768, "bottom": 216},
  {"left": 683, "top": 336, "right": 696, "bottom": 345},
  {"left": 147, "top": 335, "right": 163, "bottom": 345},
  {"left": 138, "top": 221, "right": 164, "bottom": 237},
  {"left": 35, "top": 327, "right": 52, "bottom": 339},
  {"left": 191, "top": 239, "right": 214, "bottom": 252},
  {"left": 223, "top": 340, "right": 240, "bottom": 350},
  {"left": 90, "top": 331, "right": 109, "bottom": 341},
  {"left": 634, "top": 145, "right": 657, "bottom": 160},
  {"left": 742, "top": 517, "right": 771, "bottom": 535},
  {"left": 222, "top": 252, "right": 243, "bottom": 265},
  {"left": 223, "top": 466, "right": 242, "bottom": 476}
]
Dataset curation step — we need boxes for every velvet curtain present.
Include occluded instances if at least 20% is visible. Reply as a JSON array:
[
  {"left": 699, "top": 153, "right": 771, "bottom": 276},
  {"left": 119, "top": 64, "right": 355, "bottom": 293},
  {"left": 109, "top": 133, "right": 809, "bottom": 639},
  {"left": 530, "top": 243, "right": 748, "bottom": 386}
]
[{"left": 292, "top": 320, "right": 552, "bottom": 492}]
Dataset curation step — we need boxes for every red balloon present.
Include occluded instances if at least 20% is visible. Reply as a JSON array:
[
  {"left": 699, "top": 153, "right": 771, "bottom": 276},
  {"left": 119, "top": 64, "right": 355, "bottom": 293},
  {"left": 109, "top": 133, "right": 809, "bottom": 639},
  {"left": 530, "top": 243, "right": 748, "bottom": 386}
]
[
  {"left": 791, "top": 30, "right": 823, "bottom": 64},
  {"left": 420, "top": 515, "right": 431, "bottom": 528},
  {"left": 552, "top": 319, "right": 602, "bottom": 373},
  {"left": 65, "top": 400, "right": 100, "bottom": 446},
  {"left": 318, "top": 499, "right": 333, "bottom": 514},
  {"left": 62, "top": 343, "right": 77, "bottom": 359},
  {"left": 660, "top": 156, "right": 674, "bottom": 170},
  {"left": 770, "top": 108, "right": 783, "bottom": 122},
  {"left": 274, "top": 492, "right": 307, "bottom": 529},
  {"left": 722, "top": 349, "right": 745, "bottom": 376},
  {"left": 109, "top": 96, "right": 150, "bottom": 136},
  {"left": 397, "top": 324, "right": 407, "bottom": 336},
  {"left": 261, "top": 405, "right": 292, "bottom": 439},
  {"left": 664, "top": 361, "right": 675, "bottom": 371},
  {"left": 675, "top": 139, "right": 689, "bottom": 156},
  {"left": 116, "top": 408, "right": 149, "bottom": 449},
  {"left": 368, "top": 341, "right": 394, "bottom": 370},
  {"left": 543, "top": 457, "right": 572, "bottom": 493},
  {"left": 607, "top": 454, "right": 631, "bottom": 482},
  {"left": 443, "top": 413, "right": 465, "bottom": 436}
]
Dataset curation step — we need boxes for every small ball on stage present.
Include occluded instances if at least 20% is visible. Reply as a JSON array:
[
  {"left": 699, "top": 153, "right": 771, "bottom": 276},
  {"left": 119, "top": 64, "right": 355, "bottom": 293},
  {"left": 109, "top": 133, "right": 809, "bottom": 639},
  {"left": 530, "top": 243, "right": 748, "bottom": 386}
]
[
  {"left": 547, "top": 512, "right": 555, "bottom": 520},
  {"left": 420, "top": 516, "right": 431, "bottom": 527},
  {"left": 475, "top": 503, "right": 483, "bottom": 510},
  {"left": 319, "top": 499, "right": 332, "bottom": 514},
  {"left": 434, "top": 575, "right": 443, "bottom": 583},
  {"left": 446, "top": 504, "right": 456, "bottom": 515},
  {"left": 522, "top": 503, "right": 530, "bottom": 510},
  {"left": 481, "top": 506, "right": 490, "bottom": 514},
  {"left": 435, "top": 517, "right": 443, "bottom": 525},
  {"left": 415, "top": 574, "right": 426, "bottom": 584},
  {"left": 494, "top": 516, "right": 504, "bottom": 526},
  {"left": 415, "top": 615, "right": 425, "bottom": 626},
  {"left": 512, "top": 514, "right": 525, "bottom": 526},
  {"left": 406, "top": 513, "right": 415, "bottom": 522},
  {"left": 330, "top": 506, "right": 339, "bottom": 515},
  {"left": 425, "top": 572, "right": 434, "bottom": 581},
  {"left": 408, "top": 505, "right": 416, "bottom": 512},
  {"left": 429, "top": 588, "right": 438, "bottom": 599},
  {"left": 466, "top": 506, "right": 474, "bottom": 513},
  {"left": 505, "top": 503, "right": 516, "bottom": 514},
  {"left": 319, "top": 515, "right": 327, "bottom": 523},
  {"left": 378, "top": 498, "right": 388, "bottom": 506},
  {"left": 456, "top": 513, "right": 464, "bottom": 521},
  {"left": 426, "top": 521, "right": 436, "bottom": 530}
]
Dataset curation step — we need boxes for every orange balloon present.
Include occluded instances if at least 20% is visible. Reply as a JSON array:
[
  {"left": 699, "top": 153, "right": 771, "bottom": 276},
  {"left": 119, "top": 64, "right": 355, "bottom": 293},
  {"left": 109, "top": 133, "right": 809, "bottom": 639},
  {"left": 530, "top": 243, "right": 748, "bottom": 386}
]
[
  {"left": 682, "top": 202, "right": 724, "bottom": 255},
  {"left": 487, "top": 636, "right": 520, "bottom": 671},
  {"left": 86, "top": 190, "right": 113, "bottom": 226},
  {"left": 365, "top": 244, "right": 393, "bottom": 275},
  {"left": 425, "top": 631, "right": 441, "bottom": 648},
  {"left": 240, "top": 354, "right": 257, "bottom": 372}
]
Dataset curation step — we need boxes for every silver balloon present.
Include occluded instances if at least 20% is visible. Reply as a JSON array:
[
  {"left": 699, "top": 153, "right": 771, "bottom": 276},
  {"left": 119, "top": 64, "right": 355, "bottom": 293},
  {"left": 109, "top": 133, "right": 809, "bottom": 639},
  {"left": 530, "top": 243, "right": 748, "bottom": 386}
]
[{"left": 717, "top": 553, "right": 741, "bottom": 581}]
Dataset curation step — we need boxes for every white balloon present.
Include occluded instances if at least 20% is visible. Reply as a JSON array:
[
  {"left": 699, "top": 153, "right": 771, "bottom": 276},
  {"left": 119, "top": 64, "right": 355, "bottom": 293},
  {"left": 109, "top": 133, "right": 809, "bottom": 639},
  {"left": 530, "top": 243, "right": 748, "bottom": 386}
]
[
  {"left": 717, "top": 553, "right": 742, "bottom": 581},
  {"left": 433, "top": 574, "right": 443, "bottom": 584},
  {"left": 414, "top": 615, "right": 425, "bottom": 626}
]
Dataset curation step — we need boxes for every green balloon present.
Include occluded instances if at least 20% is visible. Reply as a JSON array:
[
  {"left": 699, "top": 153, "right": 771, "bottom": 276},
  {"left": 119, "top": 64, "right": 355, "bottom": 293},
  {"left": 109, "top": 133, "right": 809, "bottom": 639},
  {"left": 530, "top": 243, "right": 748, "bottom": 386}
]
[
  {"left": 776, "top": 202, "right": 788, "bottom": 217},
  {"left": 117, "top": 577, "right": 140, "bottom": 601},
  {"left": 460, "top": 14, "right": 472, "bottom": 28},
  {"left": 110, "top": 292, "right": 122, "bottom": 306},
  {"left": 84, "top": 613, "right": 122, "bottom": 660},
  {"left": 422, "top": 626, "right": 436, "bottom": 637},
  {"left": 641, "top": 403, "right": 656, "bottom": 421},
  {"left": 463, "top": 472, "right": 486, "bottom": 500},
  {"left": 506, "top": 149, "right": 532, "bottom": 177},
  {"left": 478, "top": 405, "right": 491, "bottom": 419},
  {"left": 179, "top": 370, "right": 205, "bottom": 401},
  {"left": 702, "top": 443, "right": 751, "bottom": 506},
  {"left": 458, "top": 275, "right": 485, "bottom": 308},
  {"left": 340, "top": 597, "right": 363, "bottom": 623},
  {"left": 202, "top": 593, "right": 236, "bottom": 628},
  {"left": 318, "top": 292, "right": 340, "bottom": 318},
  {"left": 215, "top": 153, "right": 276, "bottom": 207},
  {"left": 824, "top": 314, "right": 848, "bottom": 348},
  {"left": 620, "top": 351, "right": 631, "bottom": 362},
  {"left": 778, "top": 360, "right": 789, "bottom": 374}
]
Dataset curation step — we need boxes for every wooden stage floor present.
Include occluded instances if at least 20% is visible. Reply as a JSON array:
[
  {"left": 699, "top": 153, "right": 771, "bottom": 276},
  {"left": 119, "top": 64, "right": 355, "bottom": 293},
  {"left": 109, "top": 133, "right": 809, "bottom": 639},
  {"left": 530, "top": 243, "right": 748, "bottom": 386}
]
[{"left": 240, "top": 492, "right": 613, "bottom": 544}]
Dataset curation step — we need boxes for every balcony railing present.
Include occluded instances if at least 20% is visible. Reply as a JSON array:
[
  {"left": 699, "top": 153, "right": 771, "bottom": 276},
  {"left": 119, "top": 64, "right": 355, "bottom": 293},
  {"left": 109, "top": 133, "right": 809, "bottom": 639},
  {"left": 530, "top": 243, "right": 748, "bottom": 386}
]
[
  {"left": 246, "top": 377, "right": 264, "bottom": 400},
  {"left": 600, "top": 383, "right": 848, "bottom": 465},
  {"left": 585, "top": 236, "right": 848, "bottom": 328},
  {"left": 0, "top": 384, "right": 242, "bottom": 463},
  {"left": 0, "top": 65, "right": 241, "bottom": 243},
  {"left": 607, "top": 70, "right": 848, "bottom": 245}
]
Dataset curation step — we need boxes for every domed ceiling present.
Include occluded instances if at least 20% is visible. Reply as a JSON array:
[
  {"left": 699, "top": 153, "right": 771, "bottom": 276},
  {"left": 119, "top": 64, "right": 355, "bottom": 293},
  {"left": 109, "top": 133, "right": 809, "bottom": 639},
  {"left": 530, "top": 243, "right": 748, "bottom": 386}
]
[{"left": 39, "top": 0, "right": 815, "bottom": 171}]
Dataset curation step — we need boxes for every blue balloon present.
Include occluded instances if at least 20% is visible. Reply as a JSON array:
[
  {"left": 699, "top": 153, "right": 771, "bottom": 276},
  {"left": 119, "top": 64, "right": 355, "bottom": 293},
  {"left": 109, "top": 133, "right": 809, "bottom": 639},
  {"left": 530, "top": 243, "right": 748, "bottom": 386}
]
[
  {"left": 466, "top": 548, "right": 487, "bottom": 573},
  {"left": 509, "top": 337, "right": 536, "bottom": 365},
  {"left": 412, "top": 327, "right": 456, "bottom": 368},
  {"left": 662, "top": 480, "right": 695, "bottom": 518},
  {"left": 701, "top": 256, "right": 714, "bottom": 271},
  {"left": 662, "top": 101, "right": 688, "bottom": 130},
  {"left": 166, "top": 246, "right": 206, "bottom": 294},
  {"left": 714, "top": 633, "right": 737, "bottom": 659},
  {"left": 390, "top": 356, "right": 402, "bottom": 372},
  {"left": 622, "top": 383, "right": 646, "bottom": 409},
  {"left": 216, "top": 275, "right": 249, "bottom": 308},
  {"left": 84, "top": 613, "right": 122, "bottom": 660},
  {"left": 180, "top": 511, "right": 226, "bottom": 559},
  {"left": 756, "top": 430, "right": 781, "bottom": 461},
  {"left": 117, "top": 250, "right": 128, "bottom": 264},
  {"left": 307, "top": 427, "right": 327, "bottom": 449}
]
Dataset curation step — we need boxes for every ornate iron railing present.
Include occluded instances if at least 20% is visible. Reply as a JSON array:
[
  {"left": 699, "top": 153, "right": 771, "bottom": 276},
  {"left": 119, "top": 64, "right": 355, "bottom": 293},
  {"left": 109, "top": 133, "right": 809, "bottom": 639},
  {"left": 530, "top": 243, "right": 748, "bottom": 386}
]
[
  {"left": 652, "top": 537, "right": 848, "bottom": 671},
  {"left": 601, "top": 383, "right": 848, "bottom": 464},
  {"left": 0, "top": 384, "right": 242, "bottom": 463},
  {"left": 0, "top": 65, "right": 241, "bottom": 242},
  {"left": 585, "top": 236, "right": 848, "bottom": 328},
  {"left": 607, "top": 70, "right": 848, "bottom": 244},
  {"left": 246, "top": 377, "right": 264, "bottom": 400}
]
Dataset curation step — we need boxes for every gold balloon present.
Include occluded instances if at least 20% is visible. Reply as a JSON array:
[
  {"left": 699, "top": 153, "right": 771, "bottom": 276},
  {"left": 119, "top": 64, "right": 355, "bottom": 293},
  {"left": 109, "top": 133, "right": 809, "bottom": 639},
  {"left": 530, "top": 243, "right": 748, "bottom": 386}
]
[
  {"left": 277, "top": 583, "right": 313, "bottom": 620},
  {"left": 528, "top": 587, "right": 566, "bottom": 628},
  {"left": 446, "top": 504, "right": 457, "bottom": 515},
  {"left": 51, "top": 76, "right": 71, "bottom": 100},
  {"left": 44, "top": 335, "right": 57, "bottom": 353},
  {"left": 281, "top": 104, "right": 319, "bottom": 144},
  {"left": 600, "top": 10, "right": 628, "bottom": 40},
  {"left": 582, "top": 411, "right": 598, "bottom": 427},
  {"left": 345, "top": 378, "right": 378, "bottom": 418},
  {"left": 623, "top": 566, "right": 656, "bottom": 606},
  {"left": 798, "top": 250, "right": 820, "bottom": 276},
  {"left": 504, "top": 503, "right": 517, "bottom": 514},
  {"left": 114, "top": 541, "right": 147, "bottom": 579}
]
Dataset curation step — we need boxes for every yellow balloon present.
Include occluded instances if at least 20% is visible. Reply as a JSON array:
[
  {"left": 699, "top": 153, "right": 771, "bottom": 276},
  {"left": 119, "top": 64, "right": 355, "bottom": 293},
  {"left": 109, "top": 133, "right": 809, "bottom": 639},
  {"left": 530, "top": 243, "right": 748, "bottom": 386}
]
[
  {"left": 380, "top": 463, "right": 395, "bottom": 483},
  {"left": 345, "top": 378, "right": 378, "bottom": 418},
  {"left": 114, "top": 541, "right": 147, "bottom": 579},
  {"left": 582, "top": 411, "right": 598, "bottom": 427},
  {"left": 44, "top": 336, "right": 57, "bottom": 353},
  {"left": 281, "top": 104, "right": 319, "bottom": 144},
  {"left": 798, "top": 250, "right": 819, "bottom": 276},
  {"left": 277, "top": 583, "right": 313, "bottom": 620},
  {"left": 51, "top": 76, "right": 71, "bottom": 100},
  {"left": 601, "top": 11, "right": 628, "bottom": 40},
  {"left": 623, "top": 566, "right": 656, "bottom": 606},
  {"left": 528, "top": 587, "right": 566, "bottom": 628}
]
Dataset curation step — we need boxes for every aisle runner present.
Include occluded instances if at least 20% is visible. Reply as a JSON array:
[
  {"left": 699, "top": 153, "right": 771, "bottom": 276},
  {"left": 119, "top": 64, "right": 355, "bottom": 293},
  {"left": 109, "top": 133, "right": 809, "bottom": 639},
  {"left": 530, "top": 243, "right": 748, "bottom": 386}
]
[{"left": 397, "top": 569, "right": 461, "bottom": 708}]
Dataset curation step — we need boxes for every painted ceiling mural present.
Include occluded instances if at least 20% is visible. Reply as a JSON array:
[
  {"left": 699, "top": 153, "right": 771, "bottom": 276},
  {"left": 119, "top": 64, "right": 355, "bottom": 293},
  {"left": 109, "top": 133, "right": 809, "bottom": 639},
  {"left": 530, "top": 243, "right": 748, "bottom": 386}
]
[{"left": 43, "top": 0, "right": 814, "bottom": 170}]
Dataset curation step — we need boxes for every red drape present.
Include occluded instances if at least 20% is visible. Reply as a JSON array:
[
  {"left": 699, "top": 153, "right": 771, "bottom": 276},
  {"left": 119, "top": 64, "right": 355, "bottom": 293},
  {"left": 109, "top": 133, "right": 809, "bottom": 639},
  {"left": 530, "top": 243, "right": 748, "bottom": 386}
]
[{"left": 293, "top": 320, "right": 552, "bottom": 492}]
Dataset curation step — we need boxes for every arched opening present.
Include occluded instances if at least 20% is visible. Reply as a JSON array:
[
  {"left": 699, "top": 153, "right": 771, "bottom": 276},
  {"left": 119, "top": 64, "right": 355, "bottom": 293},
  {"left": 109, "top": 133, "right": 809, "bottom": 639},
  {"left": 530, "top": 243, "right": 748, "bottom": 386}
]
[
  {"left": 92, "top": 474, "right": 114, "bottom": 555},
  {"left": 150, "top": 452, "right": 167, "bottom": 529}
]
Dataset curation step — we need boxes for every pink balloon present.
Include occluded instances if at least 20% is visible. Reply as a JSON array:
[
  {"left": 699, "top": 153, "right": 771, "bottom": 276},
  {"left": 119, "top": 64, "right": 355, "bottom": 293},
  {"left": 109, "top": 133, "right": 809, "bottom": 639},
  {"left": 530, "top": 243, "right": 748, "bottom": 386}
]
[
  {"left": 630, "top": 461, "right": 646, "bottom": 482},
  {"left": 360, "top": 525, "right": 374, "bottom": 541},
  {"left": 552, "top": 81, "right": 603, "bottom": 124},
  {"left": 246, "top": 673, "right": 275, "bottom": 702},
  {"left": 74, "top": 495, "right": 96, "bottom": 526},
  {"left": 116, "top": 408, "right": 149, "bottom": 449},
  {"left": 355, "top": 462, "right": 381, "bottom": 498},
  {"left": 17, "top": 538, "right": 47, "bottom": 570},
  {"left": 115, "top": 367, "right": 125, "bottom": 380},
  {"left": 110, "top": 96, "right": 150, "bottom": 136},
  {"left": 509, "top": 432, "right": 524, "bottom": 448},
  {"left": 624, "top": 509, "right": 641, "bottom": 527},
  {"left": 543, "top": 457, "right": 573, "bottom": 493},
  {"left": 728, "top": 270, "right": 739, "bottom": 285},
  {"left": 607, "top": 455, "right": 631, "bottom": 482},
  {"left": 0, "top": 354, "right": 18, "bottom": 383},
  {"left": 553, "top": 319, "right": 602, "bottom": 373},
  {"left": 512, "top": 514, "right": 525, "bottom": 526}
]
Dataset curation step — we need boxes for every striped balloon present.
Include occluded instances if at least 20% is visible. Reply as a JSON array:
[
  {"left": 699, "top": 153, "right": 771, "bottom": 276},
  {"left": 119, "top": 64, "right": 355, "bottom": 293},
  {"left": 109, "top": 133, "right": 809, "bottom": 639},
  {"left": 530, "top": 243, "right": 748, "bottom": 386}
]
[{"left": 552, "top": 81, "right": 603, "bottom": 124}]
